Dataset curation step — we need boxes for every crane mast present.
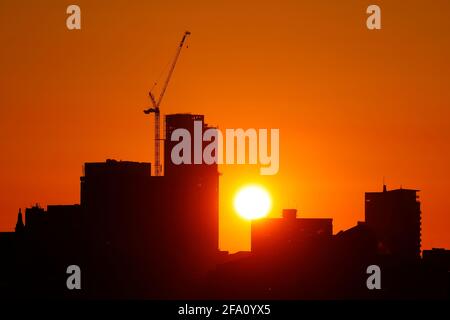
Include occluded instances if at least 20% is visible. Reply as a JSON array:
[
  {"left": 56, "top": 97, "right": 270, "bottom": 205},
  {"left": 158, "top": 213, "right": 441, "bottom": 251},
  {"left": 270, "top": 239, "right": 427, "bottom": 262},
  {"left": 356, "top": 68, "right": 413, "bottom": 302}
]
[{"left": 144, "top": 31, "right": 191, "bottom": 176}]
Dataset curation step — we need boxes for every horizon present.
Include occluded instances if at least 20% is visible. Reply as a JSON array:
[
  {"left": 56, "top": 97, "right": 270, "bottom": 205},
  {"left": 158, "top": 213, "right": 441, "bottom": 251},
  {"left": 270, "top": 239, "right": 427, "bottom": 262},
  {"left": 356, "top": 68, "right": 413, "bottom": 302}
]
[{"left": 1, "top": 0, "right": 450, "bottom": 254}]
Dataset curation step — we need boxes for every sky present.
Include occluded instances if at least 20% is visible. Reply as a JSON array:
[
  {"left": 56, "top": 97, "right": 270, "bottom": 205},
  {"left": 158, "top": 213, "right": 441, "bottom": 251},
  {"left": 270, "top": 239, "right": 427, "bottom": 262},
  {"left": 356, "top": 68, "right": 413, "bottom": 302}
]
[{"left": 0, "top": 0, "right": 449, "bottom": 252}]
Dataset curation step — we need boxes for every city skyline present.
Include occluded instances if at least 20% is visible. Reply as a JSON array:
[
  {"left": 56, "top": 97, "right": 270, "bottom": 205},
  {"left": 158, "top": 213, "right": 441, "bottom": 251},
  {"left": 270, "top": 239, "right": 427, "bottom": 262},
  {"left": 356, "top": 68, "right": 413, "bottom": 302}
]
[
  {"left": 1, "top": 0, "right": 450, "bottom": 255},
  {"left": 1, "top": 112, "right": 448, "bottom": 299}
]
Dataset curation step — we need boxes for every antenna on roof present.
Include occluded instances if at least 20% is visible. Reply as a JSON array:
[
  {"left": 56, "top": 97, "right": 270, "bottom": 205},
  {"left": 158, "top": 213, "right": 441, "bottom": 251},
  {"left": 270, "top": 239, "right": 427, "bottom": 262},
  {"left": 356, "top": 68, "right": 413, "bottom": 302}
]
[{"left": 383, "top": 176, "right": 387, "bottom": 192}]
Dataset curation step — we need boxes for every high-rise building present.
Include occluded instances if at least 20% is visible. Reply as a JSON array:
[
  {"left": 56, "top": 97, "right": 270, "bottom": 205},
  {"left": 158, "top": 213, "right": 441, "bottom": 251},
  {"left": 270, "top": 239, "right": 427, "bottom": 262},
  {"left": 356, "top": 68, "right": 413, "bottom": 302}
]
[
  {"left": 164, "top": 113, "right": 218, "bottom": 176},
  {"left": 164, "top": 113, "right": 219, "bottom": 259},
  {"left": 365, "top": 185, "right": 421, "bottom": 260},
  {"left": 77, "top": 114, "right": 220, "bottom": 297}
]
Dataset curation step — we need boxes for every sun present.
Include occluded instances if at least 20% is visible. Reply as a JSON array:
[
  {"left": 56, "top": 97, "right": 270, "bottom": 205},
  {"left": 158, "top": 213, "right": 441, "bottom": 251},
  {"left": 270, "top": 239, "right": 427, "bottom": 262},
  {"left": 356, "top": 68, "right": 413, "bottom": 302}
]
[{"left": 234, "top": 185, "right": 272, "bottom": 220}]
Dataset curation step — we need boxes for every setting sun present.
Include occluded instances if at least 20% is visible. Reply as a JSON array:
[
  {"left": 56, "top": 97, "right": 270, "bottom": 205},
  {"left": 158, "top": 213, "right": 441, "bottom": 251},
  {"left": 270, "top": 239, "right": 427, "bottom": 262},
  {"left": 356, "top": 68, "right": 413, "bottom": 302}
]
[{"left": 234, "top": 185, "right": 272, "bottom": 220}]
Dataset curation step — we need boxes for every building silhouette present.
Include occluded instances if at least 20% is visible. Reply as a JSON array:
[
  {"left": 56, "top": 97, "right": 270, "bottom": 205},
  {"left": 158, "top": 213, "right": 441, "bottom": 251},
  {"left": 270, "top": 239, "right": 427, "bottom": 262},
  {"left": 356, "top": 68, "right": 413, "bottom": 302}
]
[
  {"left": 365, "top": 186, "right": 421, "bottom": 260},
  {"left": 251, "top": 209, "right": 332, "bottom": 255},
  {"left": 0, "top": 113, "right": 449, "bottom": 299},
  {"left": 76, "top": 113, "right": 219, "bottom": 298},
  {"left": 15, "top": 209, "right": 24, "bottom": 234}
]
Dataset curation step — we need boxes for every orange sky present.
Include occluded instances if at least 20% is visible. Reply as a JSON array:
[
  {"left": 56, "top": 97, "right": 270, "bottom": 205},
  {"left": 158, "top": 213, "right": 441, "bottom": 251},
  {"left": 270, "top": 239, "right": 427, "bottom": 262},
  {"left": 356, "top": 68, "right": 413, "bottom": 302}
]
[{"left": 1, "top": 0, "right": 449, "bottom": 252}]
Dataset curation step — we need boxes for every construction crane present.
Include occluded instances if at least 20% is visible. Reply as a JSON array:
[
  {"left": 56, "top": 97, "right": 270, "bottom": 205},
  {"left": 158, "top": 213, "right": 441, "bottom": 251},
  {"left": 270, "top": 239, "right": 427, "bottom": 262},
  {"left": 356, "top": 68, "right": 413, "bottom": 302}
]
[{"left": 144, "top": 31, "right": 191, "bottom": 176}]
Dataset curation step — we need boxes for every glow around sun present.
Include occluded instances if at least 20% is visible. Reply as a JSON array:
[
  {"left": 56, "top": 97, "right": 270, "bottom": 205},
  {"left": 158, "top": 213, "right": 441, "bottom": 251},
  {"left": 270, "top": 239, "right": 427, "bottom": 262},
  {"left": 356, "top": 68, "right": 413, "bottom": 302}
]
[{"left": 234, "top": 185, "right": 272, "bottom": 220}]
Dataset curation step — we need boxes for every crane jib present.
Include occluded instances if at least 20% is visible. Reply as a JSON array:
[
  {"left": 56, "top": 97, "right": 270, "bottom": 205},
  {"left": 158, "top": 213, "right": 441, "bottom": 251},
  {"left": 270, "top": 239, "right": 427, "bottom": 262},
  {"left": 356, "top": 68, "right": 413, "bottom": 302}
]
[{"left": 144, "top": 31, "right": 191, "bottom": 176}]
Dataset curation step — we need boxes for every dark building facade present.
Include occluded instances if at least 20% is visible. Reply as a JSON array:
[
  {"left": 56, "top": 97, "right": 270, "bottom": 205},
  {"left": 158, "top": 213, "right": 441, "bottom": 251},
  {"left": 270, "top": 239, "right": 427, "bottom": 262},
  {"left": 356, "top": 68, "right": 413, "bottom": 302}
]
[
  {"left": 164, "top": 113, "right": 219, "bottom": 264},
  {"left": 251, "top": 209, "right": 332, "bottom": 255},
  {"left": 76, "top": 113, "right": 220, "bottom": 298},
  {"left": 0, "top": 113, "right": 220, "bottom": 299},
  {"left": 1, "top": 112, "right": 449, "bottom": 299},
  {"left": 365, "top": 186, "right": 421, "bottom": 260}
]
